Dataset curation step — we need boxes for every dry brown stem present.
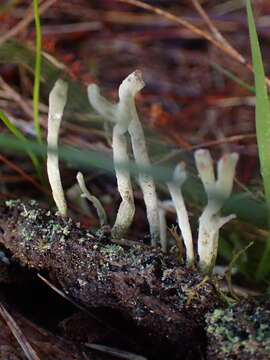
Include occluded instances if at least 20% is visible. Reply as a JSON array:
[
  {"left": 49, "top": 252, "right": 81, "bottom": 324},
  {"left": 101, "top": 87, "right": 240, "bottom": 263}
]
[
  {"left": 117, "top": 0, "right": 270, "bottom": 87},
  {"left": 0, "top": 0, "right": 58, "bottom": 45}
]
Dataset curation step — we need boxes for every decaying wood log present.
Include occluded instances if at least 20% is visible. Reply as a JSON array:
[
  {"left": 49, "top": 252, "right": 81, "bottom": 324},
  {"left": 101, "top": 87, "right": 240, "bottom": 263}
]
[{"left": 0, "top": 199, "right": 221, "bottom": 359}]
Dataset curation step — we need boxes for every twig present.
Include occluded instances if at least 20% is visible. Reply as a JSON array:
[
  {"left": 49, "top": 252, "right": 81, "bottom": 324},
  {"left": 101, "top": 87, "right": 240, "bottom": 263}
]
[
  {"left": 0, "top": 0, "right": 58, "bottom": 45},
  {"left": 191, "top": 0, "right": 247, "bottom": 81},
  {"left": 116, "top": 0, "right": 244, "bottom": 62},
  {"left": 0, "top": 154, "right": 49, "bottom": 195},
  {"left": 0, "top": 75, "right": 33, "bottom": 117},
  {"left": 84, "top": 343, "right": 147, "bottom": 360},
  {"left": 0, "top": 302, "right": 40, "bottom": 360},
  {"left": 192, "top": 0, "right": 231, "bottom": 43},
  {"left": 156, "top": 134, "right": 255, "bottom": 165},
  {"left": 37, "top": 274, "right": 111, "bottom": 327},
  {"left": 116, "top": 0, "right": 270, "bottom": 87},
  {"left": 224, "top": 241, "right": 254, "bottom": 299}
]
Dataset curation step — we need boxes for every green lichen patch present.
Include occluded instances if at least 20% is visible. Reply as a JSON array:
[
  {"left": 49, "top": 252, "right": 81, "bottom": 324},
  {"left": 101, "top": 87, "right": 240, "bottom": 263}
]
[
  {"left": 100, "top": 244, "right": 125, "bottom": 259},
  {"left": 6, "top": 200, "right": 73, "bottom": 247},
  {"left": 206, "top": 298, "right": 270, "bottom": 360},
  {"left": 3, "top": 200, "right": 93, "bottom": 266}
]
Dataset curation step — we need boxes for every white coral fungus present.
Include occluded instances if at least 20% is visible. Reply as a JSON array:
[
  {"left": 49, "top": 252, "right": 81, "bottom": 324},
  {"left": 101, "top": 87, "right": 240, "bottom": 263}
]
[
  {"left": 47, "top": 79, "right": 68, "bottom": 217},
  {"left": 88, "top": 71, "right": 160, "bottom": 244}
]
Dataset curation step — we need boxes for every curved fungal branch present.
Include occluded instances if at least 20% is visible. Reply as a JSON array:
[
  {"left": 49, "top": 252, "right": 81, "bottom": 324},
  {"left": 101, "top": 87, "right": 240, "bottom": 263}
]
[
  {"left": 195, "top": 150, "right": 239, "bottom": 274},
  {"left": 127, "top": 73, "right": 160, "bottom": 246},
  {"left": 167, "top": 162, "right": 194, "bottom": 266},
  {"left": 76, "top": 172, "right": 107, "bottom": 227},
  {"left": 158, "top": 200, "right": 175, "bottom": 253}
]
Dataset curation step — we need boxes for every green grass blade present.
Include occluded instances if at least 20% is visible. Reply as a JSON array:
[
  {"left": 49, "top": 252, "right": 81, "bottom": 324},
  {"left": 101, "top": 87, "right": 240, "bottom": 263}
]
[
  {"left": 246, "top": 0, "right": 270, "bottom": 280},
  {"left": 0, "top": 133, "right": 175, "bottom": 184},
  {"left": 0, "top": 110, "right": 43, "bottom": 182},
  {"left": 0, "top": 110, "right": 26, "bottom": 141},
  {"left": 33, "top": 0, "right": 42, "bottom": 143},
  {"left": 211, "top": 62, "right": 255, "bottom": 94}
]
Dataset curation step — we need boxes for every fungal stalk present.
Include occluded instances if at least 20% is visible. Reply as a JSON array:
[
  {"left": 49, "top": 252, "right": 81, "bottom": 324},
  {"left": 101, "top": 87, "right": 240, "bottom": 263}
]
[
  {"left": 127, "top": 93, "right": 160, "bottom": 246},
  {"left": 195, "top": 150, "right": 239, "bottom": 274},
  {"left": 167, "top": 162, "right": 194, "bottom": 266},
  {"left": 158, "top": 200, "right": 174, "bottom": 253},
  {"left": 47, "top": 79, "right": 68, "bottom": 216},
  {"left": 66, "top": 183, "right": 91, "bottom": 214},
  {"left": 77, "top": 172, "right": 107, "bottom": 226},
  {"left": 88, "top": 71, "right": 146, "bottom": 239},
  {"left": 111, "top": 128, "right": 134, "bottom": 238},
  {"left": 88, "top": 71, "right": 160, "bottom": 244}
]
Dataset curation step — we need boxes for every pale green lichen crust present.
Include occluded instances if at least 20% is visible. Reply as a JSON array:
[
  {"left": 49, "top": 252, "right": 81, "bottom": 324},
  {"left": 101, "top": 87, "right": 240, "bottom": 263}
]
[
  {"left": 206, "top": 298, "right": 270, "bottom": 360},
  {"left": 4, "top": 199, "right": 89, "bottom": 263}
]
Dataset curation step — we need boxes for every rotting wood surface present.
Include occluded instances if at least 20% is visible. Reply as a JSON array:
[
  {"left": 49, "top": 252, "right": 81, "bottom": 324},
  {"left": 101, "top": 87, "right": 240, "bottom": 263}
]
[{"left": 0, "top": 199, "right": 220, "bottom": 360}]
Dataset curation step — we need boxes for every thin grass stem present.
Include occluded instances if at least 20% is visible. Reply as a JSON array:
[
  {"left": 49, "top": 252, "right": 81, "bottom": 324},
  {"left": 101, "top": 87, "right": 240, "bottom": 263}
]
[
  {"left": 246, "top": 0, "right": 270, "bottom": 280},
  {"left": 33, "top": 0, "right": 42, "bottom": 143}
]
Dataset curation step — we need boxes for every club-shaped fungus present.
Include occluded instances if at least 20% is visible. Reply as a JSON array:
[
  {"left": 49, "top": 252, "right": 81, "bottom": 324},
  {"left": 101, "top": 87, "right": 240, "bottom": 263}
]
[
  {"left": 88, "top": 71, "right": 160, "bottom": 244},
  {"left": 47, "top": 79, "right": 68, "bottom": 217}
]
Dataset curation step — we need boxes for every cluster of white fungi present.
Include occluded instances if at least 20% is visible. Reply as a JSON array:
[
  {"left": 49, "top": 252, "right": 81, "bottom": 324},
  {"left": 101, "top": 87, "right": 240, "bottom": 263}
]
[{"left": 47, "top": 71, "right": 238, "bottom": 275}]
